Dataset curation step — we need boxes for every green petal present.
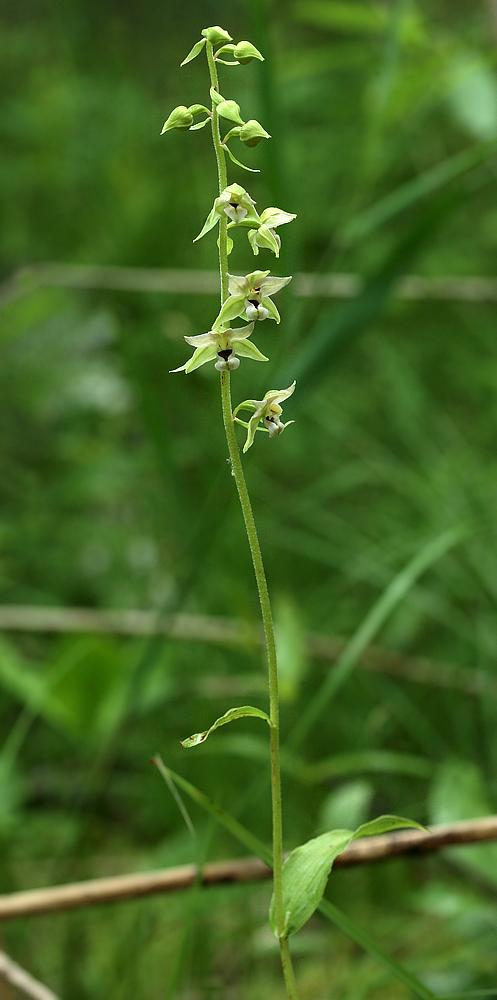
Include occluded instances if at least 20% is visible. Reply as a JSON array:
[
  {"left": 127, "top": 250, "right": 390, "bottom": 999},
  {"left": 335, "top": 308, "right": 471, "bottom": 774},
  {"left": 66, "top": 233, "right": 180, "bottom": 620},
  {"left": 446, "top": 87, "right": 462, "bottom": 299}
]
[
  {"left": 212, "top": 295, "right": 246, "bottom": 329},
  {"left": 262, "top": 296, "right": 281, "bottom": 323},
  {"left": 235, "top": 340, "right": 269, "bottom": 362},
  {"left": 243, "top": 411, "right": 264, "bottom": 452},
  {"left": 184, "top": 345, "right": 217, "bottom": 373}
]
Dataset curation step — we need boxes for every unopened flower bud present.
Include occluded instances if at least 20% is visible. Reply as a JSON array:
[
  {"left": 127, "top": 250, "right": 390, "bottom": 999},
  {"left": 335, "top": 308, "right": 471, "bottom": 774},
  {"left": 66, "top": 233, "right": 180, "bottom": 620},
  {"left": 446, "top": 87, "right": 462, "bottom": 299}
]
[
  {"left": 161, "top": 106, "right": 194, "bottom": 134},
  {"left": 233, "top": 40, "right": 264, "bottom": 64},
  {"left": 202, "top": 26, "right": 233, "bottom": 45},
  {"left": 239, "top": 119, "right": 271, "bottom": 147}
]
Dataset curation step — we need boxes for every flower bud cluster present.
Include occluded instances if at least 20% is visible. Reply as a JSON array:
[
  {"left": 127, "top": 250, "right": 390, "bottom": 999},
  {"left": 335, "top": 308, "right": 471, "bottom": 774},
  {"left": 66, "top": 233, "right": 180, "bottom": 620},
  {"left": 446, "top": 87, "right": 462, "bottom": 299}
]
[{"left": 164, "top": 25, "right": 296, "bottom": 451}]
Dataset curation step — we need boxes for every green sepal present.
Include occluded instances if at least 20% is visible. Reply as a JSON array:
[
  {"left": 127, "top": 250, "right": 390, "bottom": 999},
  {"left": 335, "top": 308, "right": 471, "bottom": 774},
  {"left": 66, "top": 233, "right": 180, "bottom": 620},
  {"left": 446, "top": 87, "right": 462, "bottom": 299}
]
[
  {"left": 180, "top": 38, "right": 206, "bottom": 67},
  {"left": 225, "top": 145, "right": 260, "bottom": 173},
  {"left": 212, "top": 295, "right": 246, "bottom": 329},
  {"left": 216, "top": 100, "right": 245, "bottom": 126},
  {"left": 233, "top": 340, "right": 269, "bottom": 362},
  {"left": 170, "top": 344, "right": 216, "bottom": 375},
  {"left": 193, "top": 204, "right": 219, "bottom": 242},
  {"left": 270, "top": 815, "right": 426, "bottom": 939},
  {"left": 202, "top": 26, "right": 233, "bottom": 45},
  {"left": 261, "top": 296, "right": 281, "bottom": 323},
  {"left": 180, "top": 705, "right": 271, "bottom": 748}
]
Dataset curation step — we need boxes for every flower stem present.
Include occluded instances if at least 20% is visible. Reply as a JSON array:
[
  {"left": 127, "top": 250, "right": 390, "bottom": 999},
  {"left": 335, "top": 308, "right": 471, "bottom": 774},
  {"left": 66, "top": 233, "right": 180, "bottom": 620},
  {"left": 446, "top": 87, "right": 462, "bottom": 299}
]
[
  {"left": 220, "top": 375, "right": 299, "bottom": 1000},
  {"left": 205, "top": 38, "right": 299, "bottom": 1000}
]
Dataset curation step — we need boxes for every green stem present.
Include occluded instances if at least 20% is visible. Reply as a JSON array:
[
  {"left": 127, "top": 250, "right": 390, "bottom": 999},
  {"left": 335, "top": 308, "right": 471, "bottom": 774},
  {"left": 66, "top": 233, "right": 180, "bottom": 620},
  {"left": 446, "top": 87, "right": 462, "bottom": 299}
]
[
  {"left": 205, "top": 38, "right": 299, "bottom": 1000},
  {"left": 206, "top": 41, "right": 229, "bottom": 303}
]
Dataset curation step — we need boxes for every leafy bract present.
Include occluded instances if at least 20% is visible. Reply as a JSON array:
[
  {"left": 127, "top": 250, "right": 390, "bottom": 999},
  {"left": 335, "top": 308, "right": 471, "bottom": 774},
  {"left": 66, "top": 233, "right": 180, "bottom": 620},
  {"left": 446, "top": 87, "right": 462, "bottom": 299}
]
[
  {"left": 180, "top": 38, "right": 206, "bottom": 67},
  {"left": 269, "top": 815, "right": 425, "bottom": 938},
  {"left": 180, "top": 705, "right": 271, "bottom": 748}
]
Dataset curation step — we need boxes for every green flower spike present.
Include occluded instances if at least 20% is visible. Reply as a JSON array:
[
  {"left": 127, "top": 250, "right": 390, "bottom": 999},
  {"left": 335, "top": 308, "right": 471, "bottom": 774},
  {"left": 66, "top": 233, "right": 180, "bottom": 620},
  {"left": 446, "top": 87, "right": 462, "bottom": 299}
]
[
  {"left": 247, "top": 206, "right": 296, "bottom": 257},
  {"left": 233, "top": 381, "right": 296, "bottom": 452},
  {"left": 213, "top": 270, "right": 292, "bottom": 328},
  {"left": 194, "top": 183, "right": 260, "bottom": 242},
  {"left": 170, "top": 323, "right": 269, "bottom": 374}
]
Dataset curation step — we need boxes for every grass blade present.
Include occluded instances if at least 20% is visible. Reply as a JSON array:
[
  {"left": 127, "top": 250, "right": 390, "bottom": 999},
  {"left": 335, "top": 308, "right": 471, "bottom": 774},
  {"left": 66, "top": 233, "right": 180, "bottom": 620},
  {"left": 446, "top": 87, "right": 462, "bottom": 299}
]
[{"left": 289, "top": 525, "right": 468, "bottom": 747}]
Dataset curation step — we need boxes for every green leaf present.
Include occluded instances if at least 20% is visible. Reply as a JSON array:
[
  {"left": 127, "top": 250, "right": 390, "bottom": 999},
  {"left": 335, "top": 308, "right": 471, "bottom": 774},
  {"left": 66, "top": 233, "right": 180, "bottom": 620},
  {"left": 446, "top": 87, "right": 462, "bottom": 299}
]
[
  {"left": 180, "top": 38, "right": 206, "bottom": 67},
  {"left": 189, "top": 118, "right": 210, "bottom": 131},
  {"left": 352, "top": 814, "right": 427, "bottom": 839},
  {"left": 180, "top": 705, "right": 271, "bottom": 748},
  {"left": 225, "top": 145, "right": 260, "bottom": 173},
  {"left": 269, "top": 829, "right": 354, "bottom": 937},
  {"left": 269, "top": 815, "right": 424, "bottom": 939}
]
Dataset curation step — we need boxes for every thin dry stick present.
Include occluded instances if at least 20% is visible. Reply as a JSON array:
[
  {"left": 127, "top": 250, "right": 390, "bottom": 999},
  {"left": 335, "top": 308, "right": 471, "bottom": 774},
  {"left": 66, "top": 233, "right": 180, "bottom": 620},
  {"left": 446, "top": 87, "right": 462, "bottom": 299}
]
[
  {"left": 3, "top": 264, "right": 497, "bottom": 310},
  {"left": 0, "top": 817, "right": 495, "bottom": 921},
  {"left": 0, "top": 604, "right": 485, "bottom": 697},
  {"left": 0, "top": 951, "right": 61, "bottom": 1000}
]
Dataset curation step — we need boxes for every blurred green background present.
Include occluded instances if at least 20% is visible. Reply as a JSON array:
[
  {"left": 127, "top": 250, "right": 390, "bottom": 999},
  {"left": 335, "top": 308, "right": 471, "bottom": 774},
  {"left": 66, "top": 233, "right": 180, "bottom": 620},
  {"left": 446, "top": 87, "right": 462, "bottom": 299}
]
[{"left": 2, "top": 0, "right": 497, "bottom": 997}]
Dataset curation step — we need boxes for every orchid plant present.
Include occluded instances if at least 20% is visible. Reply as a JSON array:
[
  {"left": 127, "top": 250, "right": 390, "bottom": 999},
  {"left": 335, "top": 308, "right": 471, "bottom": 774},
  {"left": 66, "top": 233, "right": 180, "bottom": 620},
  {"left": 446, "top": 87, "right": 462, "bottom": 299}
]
[{"left": 160, "top": 25, "right": 423, "bottom": 998}]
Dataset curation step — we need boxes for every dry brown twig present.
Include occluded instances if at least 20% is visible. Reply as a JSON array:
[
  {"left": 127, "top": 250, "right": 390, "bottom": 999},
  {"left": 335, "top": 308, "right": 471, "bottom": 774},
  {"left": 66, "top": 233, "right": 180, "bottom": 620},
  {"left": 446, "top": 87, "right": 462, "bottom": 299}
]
[
  {"left": 0, "top": 604, "right": 485, "bottom": 697},
  {"left": 0, "top": 817, "right": 495, "bottom": 921},
  {"left": 0, "top": 951, "right": 61, "bottom": 1000}
]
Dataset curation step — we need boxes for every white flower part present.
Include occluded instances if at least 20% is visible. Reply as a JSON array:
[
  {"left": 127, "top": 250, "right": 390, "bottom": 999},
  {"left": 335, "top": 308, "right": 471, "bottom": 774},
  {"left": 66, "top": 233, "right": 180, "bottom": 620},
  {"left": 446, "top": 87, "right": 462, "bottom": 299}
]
[
  {"left": 245, "top": 301, "right": 269, "bottom": 321},
  {"left": 216, "top": 183, "right": 258, "bottom": 226},
  {"left": 264, "top": 413, "right": 285, "bottom": 436}
]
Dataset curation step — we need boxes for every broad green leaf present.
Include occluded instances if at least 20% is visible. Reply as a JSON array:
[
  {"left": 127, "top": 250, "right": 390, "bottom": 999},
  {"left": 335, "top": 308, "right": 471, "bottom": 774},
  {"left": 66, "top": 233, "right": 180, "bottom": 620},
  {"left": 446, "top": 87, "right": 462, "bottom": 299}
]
[
  {"left": 180, "top": 705, "right": 271, "bottom": 748},
  {"left": 352, "top": 814, "right": 427, "bottom": 838},
  {"left": 180, "top": 38, "right": 206, "bottom": 67},
  {"left": 269, "top": 829, "right": 354, "bottom": 937},
  {"left": 270, "top": 815, "right": 424, "bottom": 938}
]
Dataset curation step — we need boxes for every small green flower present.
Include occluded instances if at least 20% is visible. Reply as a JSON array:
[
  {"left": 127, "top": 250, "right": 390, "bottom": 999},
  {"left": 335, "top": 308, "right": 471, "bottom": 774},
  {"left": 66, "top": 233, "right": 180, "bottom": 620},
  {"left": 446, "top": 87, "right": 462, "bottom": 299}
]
[
  {"left": 170, "top": 323, "right": 269, "bottom": 374},
  {"left": 233, "top": 382, "right": 296, "bottom": 452},
  {"left": 212, "top": 270, "right": 292, "bottom": 328},
  {"left": 194, "top": 183, "right": 260, "bottom": 242},
  {"left": 248, "top": 207, "right": 296, "bottom": 258}
]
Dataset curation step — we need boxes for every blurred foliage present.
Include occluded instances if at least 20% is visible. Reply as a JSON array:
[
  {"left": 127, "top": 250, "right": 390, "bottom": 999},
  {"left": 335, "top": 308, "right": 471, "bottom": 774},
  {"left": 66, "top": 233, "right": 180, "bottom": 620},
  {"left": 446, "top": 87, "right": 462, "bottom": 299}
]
[{"left": 1, "top": 0, "right": 497, "bottom": 997}]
